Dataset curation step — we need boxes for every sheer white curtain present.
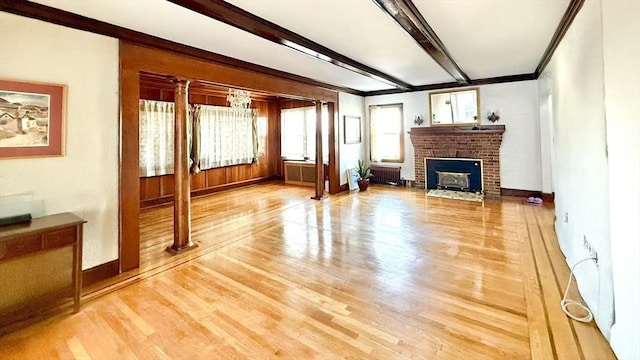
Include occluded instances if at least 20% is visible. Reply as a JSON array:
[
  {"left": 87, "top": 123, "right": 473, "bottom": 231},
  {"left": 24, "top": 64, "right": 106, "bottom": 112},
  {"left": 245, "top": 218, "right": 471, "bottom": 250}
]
[
  {"left": 139, "top": 100, "right": 174, "bottom": 177},
  {"left": 370, "top": 106, "right": 379, "bottom": 162},
  {"left": 321, "top": 106, "right": 329, "bottom": 163},
  {"left": 198, "top": 105, "right": 255, "bottom": 169}
]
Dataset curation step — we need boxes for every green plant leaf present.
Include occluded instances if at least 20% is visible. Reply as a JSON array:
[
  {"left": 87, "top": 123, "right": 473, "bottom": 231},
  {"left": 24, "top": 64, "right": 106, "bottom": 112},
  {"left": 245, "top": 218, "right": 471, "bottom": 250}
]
[{"left": 355, "top": 160, "right": 373, "bottom": 180}]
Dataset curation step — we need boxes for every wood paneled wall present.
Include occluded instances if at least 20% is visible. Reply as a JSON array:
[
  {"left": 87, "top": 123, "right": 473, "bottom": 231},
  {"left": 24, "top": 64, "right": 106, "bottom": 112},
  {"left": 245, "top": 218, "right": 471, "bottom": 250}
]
[
  {"left": 139, "top": 75, "right": 281, "bottom": 208},
  {"left": 279, "top": 99, "right": 315, "bottom": 109},
  {"left": 120, "top": 42, "right": 338, "bottom": 271}
]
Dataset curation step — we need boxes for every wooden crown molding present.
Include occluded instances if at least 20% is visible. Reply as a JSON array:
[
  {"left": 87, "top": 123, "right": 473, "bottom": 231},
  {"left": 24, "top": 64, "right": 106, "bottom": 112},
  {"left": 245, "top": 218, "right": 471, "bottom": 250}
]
[
  {"left": 363, "top": 73, "right": 536, "bottom": 96},
  {"left": 535, "top": 0, "right": 585, "bottom": 77},
  {"left": 469, "top": 73, "right": 537, "bottom": 86},
  {"left": 0, "top": 0, "right": 363, "bottom": 96},
  {"left": 168, "top": 0, "right": 411, "bottom": 90},
  {"left": 373, "top": 0, "right": 470, "bottom": 85},
  {"left": 139, "top": 72, "right": 278, "bottom": 101}
]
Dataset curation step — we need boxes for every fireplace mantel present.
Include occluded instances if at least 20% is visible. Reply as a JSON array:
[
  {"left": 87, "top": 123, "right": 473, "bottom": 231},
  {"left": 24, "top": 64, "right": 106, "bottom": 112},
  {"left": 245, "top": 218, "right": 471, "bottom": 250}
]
[
  {"left": 409, "top": 125, "right": 505, "bottom": 135},
  {"left": 409, "top": 125, "right": 505, "bottom": 198}
]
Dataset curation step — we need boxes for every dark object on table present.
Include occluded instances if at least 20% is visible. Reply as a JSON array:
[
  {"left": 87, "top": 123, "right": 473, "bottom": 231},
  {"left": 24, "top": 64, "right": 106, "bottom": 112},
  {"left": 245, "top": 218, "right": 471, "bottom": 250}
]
[{"left": 0, "top": 213, "right": 32, "bottom": 226}]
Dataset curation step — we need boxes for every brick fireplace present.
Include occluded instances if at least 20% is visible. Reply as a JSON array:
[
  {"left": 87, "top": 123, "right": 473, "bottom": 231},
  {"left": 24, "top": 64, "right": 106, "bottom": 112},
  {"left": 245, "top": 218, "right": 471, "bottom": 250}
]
[{"left": 409, "top": 125, "right": 505, "bottom": 198}]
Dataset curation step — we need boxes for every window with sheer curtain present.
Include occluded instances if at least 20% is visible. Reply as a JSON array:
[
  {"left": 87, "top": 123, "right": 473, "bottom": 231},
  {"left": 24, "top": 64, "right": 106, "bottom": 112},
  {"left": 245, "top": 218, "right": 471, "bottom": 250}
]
[
  {"left": 280, "top": 105, "right": 328, "bottom": 161},
  {"left": 369, "top": 103, "right": 404, "bottom": 163},
  {"left": 139, "top": 100, "right": 257, "bottom": 177},
  {"left": 139, "top": 100, "right": 175, "bottom": 177},
  {"left": 197, "top": 105, "right": 256, "bottom": 170}
]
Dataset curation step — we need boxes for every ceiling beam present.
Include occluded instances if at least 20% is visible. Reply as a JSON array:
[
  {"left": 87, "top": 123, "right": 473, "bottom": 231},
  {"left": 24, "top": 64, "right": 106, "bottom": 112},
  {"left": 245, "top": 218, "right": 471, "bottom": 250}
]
[
  {"left": 168, "top": 0, "right": 411, "bottom": 90},
  {"left": 0, "top": 0, "right": 365, "bottom": 96},
  {"left": 373, "top": 0, "right": 470, "bottom": 85},
  {"left": 534, "top": 0, "right": 585, "bottom": 77}
]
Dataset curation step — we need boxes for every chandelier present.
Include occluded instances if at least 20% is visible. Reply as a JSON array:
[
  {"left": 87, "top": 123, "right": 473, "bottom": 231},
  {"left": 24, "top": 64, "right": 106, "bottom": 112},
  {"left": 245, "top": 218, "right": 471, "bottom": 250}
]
[{"left": 227, "top": 89, "right": 252, "bottom": 109}]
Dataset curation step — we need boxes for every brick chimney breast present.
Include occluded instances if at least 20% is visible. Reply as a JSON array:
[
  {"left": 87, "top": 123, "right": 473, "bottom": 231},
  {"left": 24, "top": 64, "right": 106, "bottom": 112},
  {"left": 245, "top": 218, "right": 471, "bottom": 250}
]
[{"left": 409, "top": 125, "right": 505, "bottom": 199}]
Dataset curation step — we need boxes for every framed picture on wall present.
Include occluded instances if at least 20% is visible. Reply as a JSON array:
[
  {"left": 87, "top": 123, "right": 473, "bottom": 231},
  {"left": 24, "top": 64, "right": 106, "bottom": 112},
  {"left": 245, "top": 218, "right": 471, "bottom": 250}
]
[
  {"left": 0, "top": 79, "right": 66, "bottom": 159},
  {"left": 344, "top": 115, "right": 361, "bottom": 144}
]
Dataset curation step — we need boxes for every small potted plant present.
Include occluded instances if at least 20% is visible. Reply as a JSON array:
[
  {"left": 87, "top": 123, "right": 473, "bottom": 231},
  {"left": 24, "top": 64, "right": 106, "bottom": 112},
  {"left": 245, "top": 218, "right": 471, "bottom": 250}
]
[{"left": 355, "top": 160, "right": 373, "bottom": 191}]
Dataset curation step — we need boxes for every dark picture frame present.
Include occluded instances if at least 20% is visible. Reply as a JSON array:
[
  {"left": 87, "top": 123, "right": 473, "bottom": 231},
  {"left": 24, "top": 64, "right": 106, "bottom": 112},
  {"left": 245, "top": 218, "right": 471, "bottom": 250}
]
[
  {"left": 0, "top": 79, "right": 66, "bottom": 159},
  {"left": 344, "top": 115, "right": 361, "bottom": 144}
]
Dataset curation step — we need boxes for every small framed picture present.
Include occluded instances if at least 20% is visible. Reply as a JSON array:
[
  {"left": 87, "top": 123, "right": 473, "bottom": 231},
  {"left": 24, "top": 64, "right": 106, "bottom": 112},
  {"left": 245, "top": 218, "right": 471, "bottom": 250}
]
[
  {"left": 0, "top": 79, "right": 66, "bottom": 159},
  {"left": 344, "top": 115, "right": 361, "bottom": 144}
]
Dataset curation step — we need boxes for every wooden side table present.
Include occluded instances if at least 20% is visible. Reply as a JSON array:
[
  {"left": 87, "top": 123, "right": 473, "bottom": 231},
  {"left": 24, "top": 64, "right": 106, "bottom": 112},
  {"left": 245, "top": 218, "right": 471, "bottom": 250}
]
[{"left": 0, "top": 212, "right": 86, "bottom": 328}]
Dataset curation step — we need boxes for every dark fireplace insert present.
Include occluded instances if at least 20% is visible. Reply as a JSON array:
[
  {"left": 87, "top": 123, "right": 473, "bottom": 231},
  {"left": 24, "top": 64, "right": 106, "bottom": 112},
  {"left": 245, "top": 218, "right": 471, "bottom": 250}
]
[{"left": 425, "top": 158, "right": 483, "bottom": 193}]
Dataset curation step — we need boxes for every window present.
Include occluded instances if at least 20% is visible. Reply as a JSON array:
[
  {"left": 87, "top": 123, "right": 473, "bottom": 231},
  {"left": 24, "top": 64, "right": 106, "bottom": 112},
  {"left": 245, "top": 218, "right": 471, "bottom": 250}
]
[
  {"left": 139, "top": 100, "right": 174, "bottom": 177},
  {"left": 369, "top": 103, "right": 404, "bottom": 162},
  {"left": 197, "top": 105, "right": 256, "bottom": 170},
  {"left": 281, "top": 105, "right": 328, "bottom": 161},
  {"left": 139, "top": 100, "right": 257, "bottom": 177}
]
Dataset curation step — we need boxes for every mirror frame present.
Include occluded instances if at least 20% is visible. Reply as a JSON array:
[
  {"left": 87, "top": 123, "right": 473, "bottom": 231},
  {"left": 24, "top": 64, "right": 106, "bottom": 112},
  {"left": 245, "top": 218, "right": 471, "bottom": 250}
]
[{"left": 429, "top": 87, "right": 480, "bottom": 127}]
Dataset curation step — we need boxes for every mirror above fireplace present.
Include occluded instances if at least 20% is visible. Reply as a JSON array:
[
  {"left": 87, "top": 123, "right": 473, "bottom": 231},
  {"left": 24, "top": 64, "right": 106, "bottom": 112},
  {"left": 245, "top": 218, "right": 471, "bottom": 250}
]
[{"left": 429, "top": 88, "right": 479, "bottom": 126}]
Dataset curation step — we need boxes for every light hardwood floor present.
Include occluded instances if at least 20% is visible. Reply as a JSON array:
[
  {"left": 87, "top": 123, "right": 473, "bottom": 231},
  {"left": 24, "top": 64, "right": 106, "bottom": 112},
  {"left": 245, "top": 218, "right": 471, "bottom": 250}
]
[{"left": 0, "top": 183, "right": 616, "bottom": 359}]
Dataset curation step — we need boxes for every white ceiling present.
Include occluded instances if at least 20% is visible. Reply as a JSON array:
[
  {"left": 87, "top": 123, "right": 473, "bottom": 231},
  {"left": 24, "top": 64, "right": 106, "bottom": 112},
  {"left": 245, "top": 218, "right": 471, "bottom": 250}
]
[
  {"left": 226, "top": 0, "right": 455, "bottom": 86},
  {"left": 30, "top": 0, "right": 570, "bottom": 92},
  {"left": 414, "top": 0, "right": 569, "bottom": 79}
]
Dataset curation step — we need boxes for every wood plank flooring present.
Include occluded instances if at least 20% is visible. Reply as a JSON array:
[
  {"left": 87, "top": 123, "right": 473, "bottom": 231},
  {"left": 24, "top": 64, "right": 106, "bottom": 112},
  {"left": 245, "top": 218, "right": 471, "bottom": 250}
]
[
  {"left": 139, "top": 183, "right": 318, "bottom": 272},
  {"left": 0, "top": 183, "right": 616, "bottom": 359}
]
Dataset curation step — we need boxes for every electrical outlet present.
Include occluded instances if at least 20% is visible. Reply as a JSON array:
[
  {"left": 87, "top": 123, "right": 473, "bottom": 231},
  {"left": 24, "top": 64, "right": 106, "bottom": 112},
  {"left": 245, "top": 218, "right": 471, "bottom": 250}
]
[{"left": 564, "top": 212, "right": 569, "bottom": 223}]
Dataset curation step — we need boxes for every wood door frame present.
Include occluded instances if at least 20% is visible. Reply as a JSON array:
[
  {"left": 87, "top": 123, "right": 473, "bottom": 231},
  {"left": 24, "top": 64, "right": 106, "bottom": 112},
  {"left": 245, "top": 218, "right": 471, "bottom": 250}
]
[{"left": 119, "top": 41, "right": 339, "bottom": 271}]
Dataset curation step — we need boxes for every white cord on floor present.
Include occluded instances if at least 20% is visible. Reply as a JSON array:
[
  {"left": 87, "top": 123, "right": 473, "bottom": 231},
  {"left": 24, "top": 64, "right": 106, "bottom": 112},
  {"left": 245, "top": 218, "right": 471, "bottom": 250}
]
[{"left": 561, "top": 257, "right": 598, "bottom": 323}]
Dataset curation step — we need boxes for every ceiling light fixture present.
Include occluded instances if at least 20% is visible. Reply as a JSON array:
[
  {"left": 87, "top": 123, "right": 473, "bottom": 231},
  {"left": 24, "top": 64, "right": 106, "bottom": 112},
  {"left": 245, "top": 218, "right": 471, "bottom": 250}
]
[{"left": 227, "top": 89, "right": 251, "bottom": 109}]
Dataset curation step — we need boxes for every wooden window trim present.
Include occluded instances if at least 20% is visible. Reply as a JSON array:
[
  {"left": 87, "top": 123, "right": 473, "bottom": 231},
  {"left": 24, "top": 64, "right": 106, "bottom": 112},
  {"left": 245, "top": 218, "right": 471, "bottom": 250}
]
[{"left": 369, "top": 103, "right": 404, "bottom": 163}]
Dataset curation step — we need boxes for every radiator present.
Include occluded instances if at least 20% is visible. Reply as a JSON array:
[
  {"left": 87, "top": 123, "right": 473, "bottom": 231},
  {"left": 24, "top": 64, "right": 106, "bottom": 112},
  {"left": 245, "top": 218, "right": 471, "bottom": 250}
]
[{"left": 370, "top": 166, "right": 401, "bottom": 185}]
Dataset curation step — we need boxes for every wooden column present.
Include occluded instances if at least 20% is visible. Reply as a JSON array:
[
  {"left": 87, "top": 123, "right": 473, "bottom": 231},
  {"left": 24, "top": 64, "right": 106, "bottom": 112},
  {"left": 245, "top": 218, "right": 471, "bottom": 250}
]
[
  {"left": 311, "top": 102, "right": 326, "bottom": 200},
  {"left": 167, "top": 79, "right": 198, "bottom": 255},
  {"left": 327, "top": 101, "right": 341, "bottom": 194},
  {"left": 119, "top": 63, "right": 141, "bottom": 271}
]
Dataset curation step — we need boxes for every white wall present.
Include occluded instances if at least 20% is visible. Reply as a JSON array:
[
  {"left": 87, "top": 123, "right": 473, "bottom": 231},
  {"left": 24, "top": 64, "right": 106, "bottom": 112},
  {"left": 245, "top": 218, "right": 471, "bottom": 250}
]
[
  {"left": 479, "top": 81, "right": 541, "bottom": 191},
  {"left": 0, "top": 13, "right": 120, "bottom": 270},
  {"left": 538, "top": 89, "right": 555, "bottom": 194},
  {"left": 364, "top": 91, "right": 424, "bottom": 181},
  {"left": 338, "top": 92, "right": 365, "bottom": 185},
  {"left": 538, "top": 0, "right": 617, "bottom": 345},
  {"left": 601, "top": 1, "right": 640, "bottom": 359},
  {"left": 364, "top": 81, "right": 541, "bottom": 191}
]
